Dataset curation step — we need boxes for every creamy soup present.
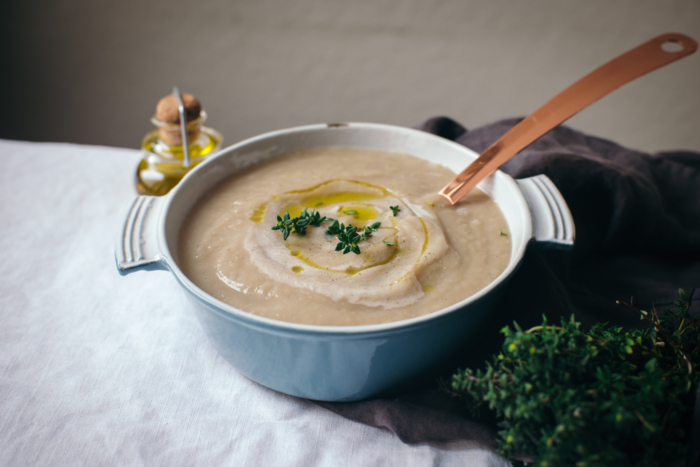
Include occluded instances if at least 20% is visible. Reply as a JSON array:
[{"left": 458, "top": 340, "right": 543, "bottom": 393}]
[{"left": 178, "top": 147, "right": 511, "bottom": 326}]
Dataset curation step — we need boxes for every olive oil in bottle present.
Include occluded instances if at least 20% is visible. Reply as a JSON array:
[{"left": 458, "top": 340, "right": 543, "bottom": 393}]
[{"left": 136, "top": 92, "right": 222, "bottom": 196}]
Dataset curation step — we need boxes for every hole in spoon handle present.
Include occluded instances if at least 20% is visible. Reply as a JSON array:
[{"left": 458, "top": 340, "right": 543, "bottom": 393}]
[
  {"left": 662, "top": 39, "right": 684, "bottom": 53},
  {"left": 440, "top": 33, "right": 698, "bottom": 205}
]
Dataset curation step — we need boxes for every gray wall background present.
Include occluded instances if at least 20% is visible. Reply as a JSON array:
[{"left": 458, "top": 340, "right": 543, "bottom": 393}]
[{"left": 3, "top": 0, "right": 699, "bottom": 153}]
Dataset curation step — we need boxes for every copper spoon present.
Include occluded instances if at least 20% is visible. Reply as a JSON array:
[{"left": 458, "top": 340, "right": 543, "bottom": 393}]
[{"left": 440, "top": 33, "right": 698, "bottom": 205}]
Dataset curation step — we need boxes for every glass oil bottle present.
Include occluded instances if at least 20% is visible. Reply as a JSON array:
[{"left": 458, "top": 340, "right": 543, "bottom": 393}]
[{"left": 136, "top": 91, "right": 222, "bottom": 196}]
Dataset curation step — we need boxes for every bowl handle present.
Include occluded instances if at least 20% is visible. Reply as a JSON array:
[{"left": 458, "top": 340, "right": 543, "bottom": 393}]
[
  {"left": 516, "top": 175, "right": 575, "bottom": 250},
  {"left": 115, "top": 196, "right": 169, "bottom": 275}
]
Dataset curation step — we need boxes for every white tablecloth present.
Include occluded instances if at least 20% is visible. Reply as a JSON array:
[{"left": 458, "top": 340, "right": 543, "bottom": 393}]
[{"left": 0, "top": 139, "right": 509, "bottom": 466}]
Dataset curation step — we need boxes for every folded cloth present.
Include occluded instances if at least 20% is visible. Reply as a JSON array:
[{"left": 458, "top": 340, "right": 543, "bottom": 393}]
[{"left": 313, "top": 117, "right": 700, "bottom": 452}]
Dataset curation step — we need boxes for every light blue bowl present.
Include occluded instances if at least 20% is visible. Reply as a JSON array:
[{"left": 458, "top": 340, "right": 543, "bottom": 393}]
[{"left": 116, "top": 123, "right": 574, "bottom": 401}]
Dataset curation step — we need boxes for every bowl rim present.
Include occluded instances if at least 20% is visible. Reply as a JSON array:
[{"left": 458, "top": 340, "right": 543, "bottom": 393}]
[{"left": 159, "top": 122, "right": 532, "bottom": 335}]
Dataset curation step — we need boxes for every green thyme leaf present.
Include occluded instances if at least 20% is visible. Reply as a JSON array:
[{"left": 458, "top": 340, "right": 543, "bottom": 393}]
[
  {"left": 500, "top": 229, "right": 508, "bottom": 237},
  {"left": 326, "top": 220, "right": 341, "bottom": 236},
  {"left": 390, "top": 205, "right": 401, "bottom": 216},
  {"left": 343, "top": 210, "right": 358, "bottom": 215},
  {"left": 383, "top": 241, "right": 394, "bottom": 247}
]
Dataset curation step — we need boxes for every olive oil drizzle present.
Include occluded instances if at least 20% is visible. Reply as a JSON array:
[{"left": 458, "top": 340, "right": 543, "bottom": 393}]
[
  {"left": 419, "top": 218, "right": 429, "bottom": 258},
  {"left": 256, "top": 179, "right": 431, "bottom": 274},
  {"left": 249, "top": 203, "right": 268, "bottom": 223},
  {"left": 337, "top": 204, "right": 379, "bottom": 222},
  {"left": 287, "top": 235, "right": 400, "bottom": 275},
  {"left": 283, "top": 178, "right": 393, "bottom": 196}
]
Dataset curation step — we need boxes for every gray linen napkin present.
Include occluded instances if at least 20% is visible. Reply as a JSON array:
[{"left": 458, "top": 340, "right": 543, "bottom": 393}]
[{"left": 314, "top": 117, "right": 700, "bottom": 453}]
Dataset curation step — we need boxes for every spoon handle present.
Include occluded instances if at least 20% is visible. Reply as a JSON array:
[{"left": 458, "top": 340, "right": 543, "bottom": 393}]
[{"left": 440, "top": 33, "right": 698, "bottom": 205}]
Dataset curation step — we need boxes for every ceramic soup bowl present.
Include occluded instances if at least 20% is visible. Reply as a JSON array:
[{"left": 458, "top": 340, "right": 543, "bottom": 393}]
[{"left": 115, "top": 123, "right": 574, "bottom": 401}]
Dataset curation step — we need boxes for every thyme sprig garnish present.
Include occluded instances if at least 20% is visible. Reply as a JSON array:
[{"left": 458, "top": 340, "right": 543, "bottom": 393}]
[
  {"left": 326, "top": 220, "right": 381, "bottom": 254},
  {"left": 361, "top": 223, "right": 382, "bottom": 240},
  {"left": 390, "top": 205, "right": 401, "bottom": 216},
  {"left": 271, "top": 208, "right": 328, "bottom": 240},
  {"left": 271, "top": 208, "right": 381, "bottom": 255},
  {"left": 306, "top": 208, "right": 328, "bottom": 227},
  {"left": 271, "top": 211, "right": 294, "bottom": 240}
]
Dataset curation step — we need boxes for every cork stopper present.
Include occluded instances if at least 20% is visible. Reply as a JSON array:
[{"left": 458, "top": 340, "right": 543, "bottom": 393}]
[
  {"left": 153, "top": 92, "right": 204, "bottom": 146},
  {"left": 155, "top": 93, "right": 202, "bottom": 124}
]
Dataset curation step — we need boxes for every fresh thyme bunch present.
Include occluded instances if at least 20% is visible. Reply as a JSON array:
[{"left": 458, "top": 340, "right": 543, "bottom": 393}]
[{"left": 452, "top": 289, "right": 699, "bottom": 467}]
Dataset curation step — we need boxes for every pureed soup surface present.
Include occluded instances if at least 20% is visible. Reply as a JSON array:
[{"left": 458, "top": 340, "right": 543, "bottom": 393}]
[{"left": 178, "top": 147, "right": 511, "bottom": 326}]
